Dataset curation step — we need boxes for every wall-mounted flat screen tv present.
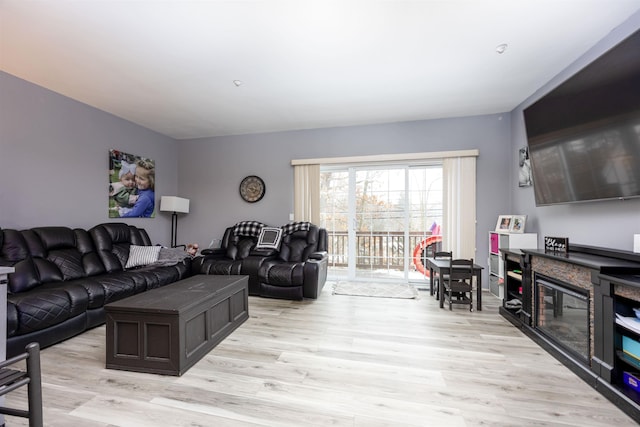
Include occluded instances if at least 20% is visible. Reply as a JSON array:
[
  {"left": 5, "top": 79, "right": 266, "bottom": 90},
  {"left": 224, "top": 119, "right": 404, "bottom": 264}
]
[{"left": 523, "top": 29, "right": 640, "bottom": 206}]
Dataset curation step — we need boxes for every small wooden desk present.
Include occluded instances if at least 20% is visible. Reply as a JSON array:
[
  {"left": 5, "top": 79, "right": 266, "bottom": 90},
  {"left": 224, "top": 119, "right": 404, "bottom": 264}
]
[{"left": 425, "top": 258, "right": 484, "bottom": 311}]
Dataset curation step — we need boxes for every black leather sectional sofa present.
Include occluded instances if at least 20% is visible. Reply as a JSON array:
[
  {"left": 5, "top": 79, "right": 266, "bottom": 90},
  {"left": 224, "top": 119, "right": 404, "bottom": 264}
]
[
  {"left": 0, "top": 223, "right": 191, "bottom": 358},
  {"left": 1, "top": 221, "right": 328, "bottom": 358}
]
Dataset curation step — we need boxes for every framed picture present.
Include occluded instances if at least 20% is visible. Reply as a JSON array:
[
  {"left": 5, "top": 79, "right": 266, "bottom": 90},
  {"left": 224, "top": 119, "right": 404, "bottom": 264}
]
[
  {"left": 495, "top": 215, "right": 512, "bottom": 233},
  {"left": 518, "top": 147, "right": 532, "bottom": 187},
  {"left": 109, "top": 149, "right": 156, "bottom": 218},
  {"left": 510, "top": 215, "right": 527, "bottom": 233}
]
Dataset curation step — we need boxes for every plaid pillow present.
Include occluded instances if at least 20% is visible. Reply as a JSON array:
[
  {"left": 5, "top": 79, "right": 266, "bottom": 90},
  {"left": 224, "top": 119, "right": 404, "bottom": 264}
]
[
  {"left": 281, "top": 221, "right": 311, "bottom": 236},
  {"left": 233, "top": 221, "right": 265, "bottom": 237}
]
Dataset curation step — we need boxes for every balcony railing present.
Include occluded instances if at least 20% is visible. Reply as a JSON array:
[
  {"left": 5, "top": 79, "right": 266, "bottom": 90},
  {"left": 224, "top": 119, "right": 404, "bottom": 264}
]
[{"left": 326, "top": 231, "right": 441, "bottom": 270}]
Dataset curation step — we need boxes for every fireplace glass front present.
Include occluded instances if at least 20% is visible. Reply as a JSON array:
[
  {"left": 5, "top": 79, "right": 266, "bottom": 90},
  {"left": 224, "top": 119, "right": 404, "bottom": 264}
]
[{"left": 535, "top": 275, "right": 589, "bottom": 361}]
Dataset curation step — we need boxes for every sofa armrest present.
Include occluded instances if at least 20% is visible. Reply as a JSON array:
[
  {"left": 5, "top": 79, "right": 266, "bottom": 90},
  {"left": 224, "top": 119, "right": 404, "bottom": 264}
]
[
  {"left": 303, "top": 256, "right": 328, "bottom": 299},
  {"left": 308, "top": 251, "right": 327, "bottom": 261},
  {"left": 249, "top": 248, "right": 279, "bottom": 257},
  {"left": 200, "top": 248, "right": 226, "bottom": 257}
]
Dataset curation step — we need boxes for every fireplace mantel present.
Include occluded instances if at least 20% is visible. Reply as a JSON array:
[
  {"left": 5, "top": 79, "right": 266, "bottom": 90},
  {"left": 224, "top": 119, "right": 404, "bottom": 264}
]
[{"left": 525, "top": 244, "right": 640, "bottom": 273}]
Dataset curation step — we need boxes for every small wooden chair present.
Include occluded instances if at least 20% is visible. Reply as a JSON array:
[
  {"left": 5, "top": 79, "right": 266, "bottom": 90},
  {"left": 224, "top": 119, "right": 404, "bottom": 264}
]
[
  {"left": 443, "top": 258, "right": 474, "bottom": 311},
  {"left": 432, "top": 251, "right": 452, "bottom": 299}
]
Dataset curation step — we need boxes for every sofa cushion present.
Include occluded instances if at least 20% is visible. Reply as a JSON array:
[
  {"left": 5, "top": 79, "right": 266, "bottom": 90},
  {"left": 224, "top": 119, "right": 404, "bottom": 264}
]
[
  {"left": 256, "top": 227, "right": 283, "bottom": 250},
  {"left": 126, "top": 270, "right": 160, "bottom": 290},
  {"left": 76, "top": 228, "right": 107, "bottom": 276},
  {"left": 29, "top": 227, "right": 103, "bottom": 283},
  {"left": 125, "top": 245, "right": 161, "bottom": 269},
  {"left": 46, "top": 248, "right": 85, "bottom": 280},
  {"left": 261, "top": 261, "right": 305, "bottom": 286},
  {"left": 63, "top": 278, "right": 107, "bottom": 309},
  {"left": 8, "top": 287, "right": 89, "bottom": 335},
  {"left": 226, "top": 237, "right": 257, "bottom": 261},
  {"left": 129, "top": 226, "right": 152, "bottom": 246},
  {"left": 7, "top": 258, "right": 41, "bottom": 294},
  {"left": 0, "top": 229, "right": 29, "bottom": 262},
  {"left": 90, "top": 223, "right": 132, "bottom": 272},
  {"left": 279, "top": 237, "right": 313, "bottom": 262},
  {"left": 33, "top": 227, "right": 76, "bottom": 252},
  {"left": 95, "top": 275, "right": 138, "bottom": 304},
  {"left": 278, "top": 227, "right": 319, "bottom": 262},
  {"left": 0, "top": 230, "right": 41, "bottom": 293},
  {"left": 199, "top": 258, "right": 243, "bottom": 276},
  {"left": 148, "top": 266, "right": 180, "bottom": 286}
]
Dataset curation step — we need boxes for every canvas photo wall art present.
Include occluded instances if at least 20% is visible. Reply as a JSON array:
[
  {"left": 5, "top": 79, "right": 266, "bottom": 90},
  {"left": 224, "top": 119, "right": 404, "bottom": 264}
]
[
  {"left": 109, "top": 149, "right": 156, "bottom": 218},
  {"left": 519, "top": 146, "right": 532, "bottom": 187}
]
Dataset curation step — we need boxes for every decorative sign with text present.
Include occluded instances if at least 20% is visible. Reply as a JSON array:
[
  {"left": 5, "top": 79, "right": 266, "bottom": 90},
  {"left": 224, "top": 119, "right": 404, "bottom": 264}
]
[{"left": 544, "top": 236, "right": 569, "bottom": 255}]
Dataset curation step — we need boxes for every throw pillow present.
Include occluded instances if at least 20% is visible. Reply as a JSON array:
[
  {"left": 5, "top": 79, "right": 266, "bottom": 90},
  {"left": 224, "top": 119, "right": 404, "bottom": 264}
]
[
  {"left": 255, "top": 227, "right": 283, "bottom": 250},
  {"left": 125, "top": 245, "right": 161, "bottom": 269}
]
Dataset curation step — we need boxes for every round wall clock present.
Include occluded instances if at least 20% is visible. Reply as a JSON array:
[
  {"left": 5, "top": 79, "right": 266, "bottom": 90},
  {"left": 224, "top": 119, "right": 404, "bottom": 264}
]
[{"left": 239, "top": 175, "right": 265, "bottom": 203}]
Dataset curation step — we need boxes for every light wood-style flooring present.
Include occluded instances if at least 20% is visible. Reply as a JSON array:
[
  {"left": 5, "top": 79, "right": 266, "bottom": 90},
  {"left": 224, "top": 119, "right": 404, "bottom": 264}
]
[{"left": 4, "top": 284, "right": 637, "bottom": 426}]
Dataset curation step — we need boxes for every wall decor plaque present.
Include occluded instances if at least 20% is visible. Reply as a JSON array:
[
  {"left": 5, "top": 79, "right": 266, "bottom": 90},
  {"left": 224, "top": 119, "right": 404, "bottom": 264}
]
[{"left": 544, "top": 236, "right": 569, "bottom": 255}]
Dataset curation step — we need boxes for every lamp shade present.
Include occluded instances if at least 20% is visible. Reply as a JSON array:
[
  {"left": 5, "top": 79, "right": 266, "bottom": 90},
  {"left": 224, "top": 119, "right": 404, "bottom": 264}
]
[{"left": 160, "top": 196, "right": 190, "bottom": 214}]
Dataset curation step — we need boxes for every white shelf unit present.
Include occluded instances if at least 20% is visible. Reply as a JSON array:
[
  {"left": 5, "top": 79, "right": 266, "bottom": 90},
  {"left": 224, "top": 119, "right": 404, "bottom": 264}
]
[{"left": 488, "top": 232, "right": 537, "bottom": 299}]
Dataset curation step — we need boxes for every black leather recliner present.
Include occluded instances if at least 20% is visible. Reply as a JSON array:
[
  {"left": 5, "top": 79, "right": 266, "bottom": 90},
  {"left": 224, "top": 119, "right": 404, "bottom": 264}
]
[
  {"left": 258, "top": 224, "right": 328, "bottom": 300},
  {"left": 193, "top": 223, "right": 276, "bottom": 295},
  {"left": 194, "top": 222, "right": 328, "bottom": 300}
]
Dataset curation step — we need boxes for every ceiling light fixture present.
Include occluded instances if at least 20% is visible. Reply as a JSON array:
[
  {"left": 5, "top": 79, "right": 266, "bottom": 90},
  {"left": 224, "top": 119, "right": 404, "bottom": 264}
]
[
  {"left": 233, "top": 80, "right": 243, "bottom": 87},
  {"left": 495, "top": 43, "right": 508, "bottom": 54}
]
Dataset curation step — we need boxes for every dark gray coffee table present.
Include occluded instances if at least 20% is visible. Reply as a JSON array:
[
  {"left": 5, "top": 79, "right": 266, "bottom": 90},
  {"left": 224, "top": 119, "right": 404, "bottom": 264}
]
[{"left": 105, "top": 274, "right": 248, "bottom": 376}]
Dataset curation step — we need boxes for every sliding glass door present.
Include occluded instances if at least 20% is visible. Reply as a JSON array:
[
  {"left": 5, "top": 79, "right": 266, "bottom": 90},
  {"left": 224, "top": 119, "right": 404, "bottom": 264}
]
[{"left": 320, "top": 163, "right": 442, "bottom": 282}]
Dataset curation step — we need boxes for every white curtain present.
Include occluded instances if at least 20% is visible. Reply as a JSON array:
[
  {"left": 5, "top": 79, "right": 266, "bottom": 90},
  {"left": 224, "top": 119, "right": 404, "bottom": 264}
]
[
  {"left": 442, "top": 156, "right": 476, "bottom": 260},
  {"left": 293, "top": 164, "right": 320, "bottom": 224}
]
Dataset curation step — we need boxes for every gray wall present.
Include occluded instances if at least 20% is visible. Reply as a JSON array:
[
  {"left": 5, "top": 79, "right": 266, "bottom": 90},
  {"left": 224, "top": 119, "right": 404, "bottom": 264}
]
[
  {"left": 0, "top": 71, "right": 180, "bottom": 245},
  {"left": 178, "top": 114, "right": 513, "bottom": 278},
  {"left": 1, "top": 69, "right": 512, "bottom": 284},
  {"left": 509, "top": 12, "right": 640, "bottom": 252}
]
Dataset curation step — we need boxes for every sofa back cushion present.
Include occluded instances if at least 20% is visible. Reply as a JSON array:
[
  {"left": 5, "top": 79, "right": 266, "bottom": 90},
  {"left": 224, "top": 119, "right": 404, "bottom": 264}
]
[
  {"left": 90, "top": 223, "right": 132, "bottom": 272},
  {"left": 130, "top": 226, "right": 152, "bottom": 246},
  {"left": 90, "top": 223, "right": 154, "bottom": 272},
  {"left": 0, "top": 229, "right": 40, "bottom": 293},
  {"left": 75, "top": 228, "right": 107, "bottom": 276},
  {"left": 221, "top": 226, "right": 259, "bottom": 260},
  {"left": 0, "top": 226, "right": 106, "bottom": 294},
  {"left": 278, "top": 225, "right": 320, "bottom": 262},
  {"left": 31, "top": 227, "right": 103, "bottom": 282},
  {"left": 0, "top": 229, "right": 30, "bottom": 263}
]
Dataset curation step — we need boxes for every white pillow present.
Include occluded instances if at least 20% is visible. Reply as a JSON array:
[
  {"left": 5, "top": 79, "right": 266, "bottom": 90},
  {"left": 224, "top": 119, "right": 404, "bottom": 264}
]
[
  {"left": 255, "top": 227, "right": 283, "bottom": 250},
  {"left": 125, "top": 245, "right": 161, "bottom": 268}
]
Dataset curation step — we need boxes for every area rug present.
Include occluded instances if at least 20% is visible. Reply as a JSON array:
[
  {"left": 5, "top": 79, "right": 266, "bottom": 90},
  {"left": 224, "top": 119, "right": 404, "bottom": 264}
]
[{"left": 332, "top": 282, "right": 419, "bottom": 299}]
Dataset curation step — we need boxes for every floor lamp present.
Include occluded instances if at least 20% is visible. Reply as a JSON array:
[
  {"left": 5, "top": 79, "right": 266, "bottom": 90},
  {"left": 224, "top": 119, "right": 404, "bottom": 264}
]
[{"left": 160, "top": 196, "right": 190, "bottom": 248}]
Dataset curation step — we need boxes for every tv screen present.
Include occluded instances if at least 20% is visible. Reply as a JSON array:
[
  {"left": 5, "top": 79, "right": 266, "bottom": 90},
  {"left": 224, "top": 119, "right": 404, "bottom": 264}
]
[{"left": 523, "top": 29, "right": 640, "bottom": 206}]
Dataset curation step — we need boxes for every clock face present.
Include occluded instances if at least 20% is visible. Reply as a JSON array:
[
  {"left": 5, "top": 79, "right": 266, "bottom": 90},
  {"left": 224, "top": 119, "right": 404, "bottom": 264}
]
[{"left": 239, "top": 175, "right": 265, "bottom": 203}]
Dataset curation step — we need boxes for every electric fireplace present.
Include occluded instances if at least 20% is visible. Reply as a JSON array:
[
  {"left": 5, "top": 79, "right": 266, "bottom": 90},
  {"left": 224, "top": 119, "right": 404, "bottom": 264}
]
[{"left": 534, "top": 274, "right": 590, "bottom": 362}]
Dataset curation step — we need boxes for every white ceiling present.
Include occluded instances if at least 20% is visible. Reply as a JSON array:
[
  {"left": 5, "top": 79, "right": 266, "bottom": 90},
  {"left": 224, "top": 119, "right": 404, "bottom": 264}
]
[{"left": 2, "top": 1, "right": 639, "bottom": 140}]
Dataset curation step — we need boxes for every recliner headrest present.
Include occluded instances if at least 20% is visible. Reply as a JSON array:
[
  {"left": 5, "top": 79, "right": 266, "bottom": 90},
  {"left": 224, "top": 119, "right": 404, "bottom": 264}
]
[
  {"left": 33, "top": 227, "right": 76, "bottom": 250},
  {"left": 98, "top": 223, "right": 132, "bottom": 243}
]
